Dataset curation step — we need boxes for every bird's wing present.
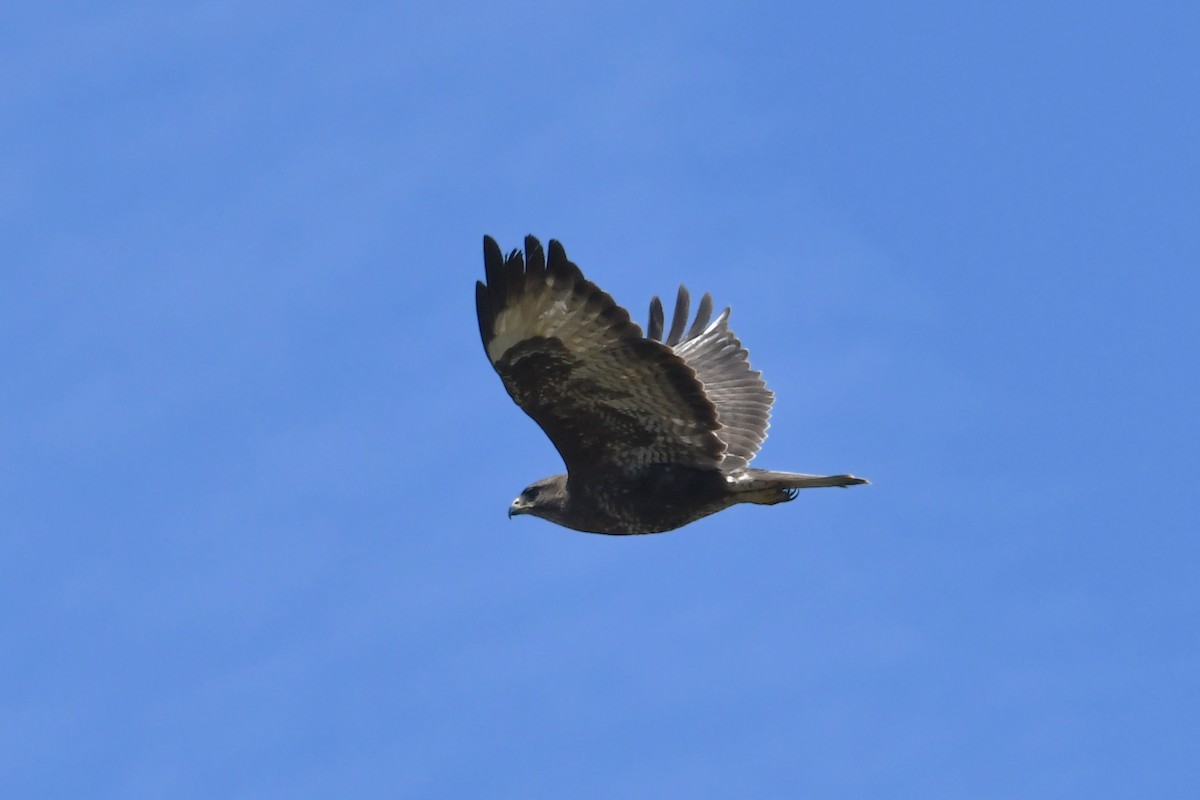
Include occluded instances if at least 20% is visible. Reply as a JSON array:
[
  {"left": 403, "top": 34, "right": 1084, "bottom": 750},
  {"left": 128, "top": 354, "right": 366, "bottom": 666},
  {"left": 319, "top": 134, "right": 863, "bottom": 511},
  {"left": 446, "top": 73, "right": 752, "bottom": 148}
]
[
  {"left": 477, "top": 236, "right": 725, "bottom": 475},
  {"left": 648, "top": 287, "right": 774, "bottom": 470}
]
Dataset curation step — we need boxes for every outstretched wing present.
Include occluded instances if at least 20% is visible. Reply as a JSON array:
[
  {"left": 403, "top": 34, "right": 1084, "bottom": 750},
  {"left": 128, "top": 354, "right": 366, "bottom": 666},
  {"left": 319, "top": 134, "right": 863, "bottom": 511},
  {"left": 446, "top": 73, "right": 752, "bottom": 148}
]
[
  {"left": 648, "top": 287, "right": 774, "bottom": 470},
  {"left": 476, "top": 235, "right": 725, "bottom": 476}
]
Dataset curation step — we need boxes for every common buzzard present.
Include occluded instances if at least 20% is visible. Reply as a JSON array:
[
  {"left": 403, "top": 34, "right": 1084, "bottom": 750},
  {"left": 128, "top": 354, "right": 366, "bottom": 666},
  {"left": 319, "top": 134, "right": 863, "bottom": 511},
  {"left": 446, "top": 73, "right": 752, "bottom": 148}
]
[{"left": 476, "top": 235, "right": 866, "bottom": 535}]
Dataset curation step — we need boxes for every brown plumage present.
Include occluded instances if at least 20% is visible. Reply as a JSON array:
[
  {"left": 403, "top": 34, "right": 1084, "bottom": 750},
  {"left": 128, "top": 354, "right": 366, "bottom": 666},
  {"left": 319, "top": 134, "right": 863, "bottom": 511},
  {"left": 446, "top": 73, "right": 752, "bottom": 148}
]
[{"left": 475, "top": 235, "right": 866, "bottom": 535}]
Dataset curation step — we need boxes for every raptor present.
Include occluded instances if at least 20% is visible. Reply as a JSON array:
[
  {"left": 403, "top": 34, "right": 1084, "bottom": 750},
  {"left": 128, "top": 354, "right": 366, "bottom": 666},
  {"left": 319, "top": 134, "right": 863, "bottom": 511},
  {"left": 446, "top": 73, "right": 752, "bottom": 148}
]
[{"left": 476, "top": 235, "right": 866, "bottom": 535}]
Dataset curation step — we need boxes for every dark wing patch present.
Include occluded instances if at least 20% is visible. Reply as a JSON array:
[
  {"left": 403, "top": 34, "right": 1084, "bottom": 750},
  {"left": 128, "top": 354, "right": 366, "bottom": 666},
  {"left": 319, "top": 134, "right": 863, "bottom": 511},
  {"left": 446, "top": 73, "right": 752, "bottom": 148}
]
[
  {"left": 477, "top": 236, "right": 725, "bottom": 474},
  {"left": 649, "top": 286, "right": 774, "bottom": 470}
]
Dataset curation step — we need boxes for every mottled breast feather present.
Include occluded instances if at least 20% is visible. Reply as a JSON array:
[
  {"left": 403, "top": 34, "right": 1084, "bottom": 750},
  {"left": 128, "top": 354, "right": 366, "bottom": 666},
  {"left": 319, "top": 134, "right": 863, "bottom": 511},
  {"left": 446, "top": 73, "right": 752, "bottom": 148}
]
[{"left": 475, "top": 236, "right": 725, "bottom": 475}]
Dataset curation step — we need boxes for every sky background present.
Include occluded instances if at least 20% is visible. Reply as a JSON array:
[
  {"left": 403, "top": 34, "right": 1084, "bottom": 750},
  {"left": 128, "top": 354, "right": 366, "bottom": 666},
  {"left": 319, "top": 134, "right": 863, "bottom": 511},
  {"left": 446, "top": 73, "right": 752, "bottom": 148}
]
[{"left": 3, "top": 1, "right": 1198, "bottom": 797}]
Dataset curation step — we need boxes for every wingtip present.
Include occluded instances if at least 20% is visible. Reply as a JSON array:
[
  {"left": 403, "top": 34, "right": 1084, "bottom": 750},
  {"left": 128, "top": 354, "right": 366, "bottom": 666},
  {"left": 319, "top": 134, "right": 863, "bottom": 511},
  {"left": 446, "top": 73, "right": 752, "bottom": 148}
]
[
  {"left": 545, "top": 238, "right": 584, "bottom": 285},
  {"left": 666, "top": 285, "right": 691, "bottom": 345},
  {"left": 483, "top": 235, "right": 506, "bottom": 292},
  {"left": 686, "top": 292, "right": 714, "bottom": 340},
  {"left": 647, "top": 296, "right": 665, "bottom": 341},
  {"left": 524, "top": 234, "right": 546, "bottom": 277},
  {"left": 483, "top": 234, "right": 502, "bottom": 263}
]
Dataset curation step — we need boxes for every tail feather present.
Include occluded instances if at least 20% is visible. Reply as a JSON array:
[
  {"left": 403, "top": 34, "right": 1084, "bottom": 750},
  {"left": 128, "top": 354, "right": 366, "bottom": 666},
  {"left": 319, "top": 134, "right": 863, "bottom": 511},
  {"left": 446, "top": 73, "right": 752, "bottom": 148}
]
[{"left": 729, "top": 468, "right": 868, "bottom": 505}]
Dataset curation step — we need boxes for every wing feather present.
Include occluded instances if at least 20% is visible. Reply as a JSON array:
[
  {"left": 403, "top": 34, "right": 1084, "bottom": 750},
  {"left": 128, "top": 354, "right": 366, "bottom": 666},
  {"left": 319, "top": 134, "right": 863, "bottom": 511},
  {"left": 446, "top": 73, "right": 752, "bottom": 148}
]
[
  {"left": 686, "top": 292, "right": 714, "bottom": 341},
  {"left": 665, "top": 286, "right": 690, "bottom": 346},
  {"left": 477, "top": 236, "right": 725, "bottom": 475},
  {"left": 649, "top": 289, "right": 775, "bottom": 470},
  {"left": 647, "top": 296, "right": 665, "bottom": 342}
]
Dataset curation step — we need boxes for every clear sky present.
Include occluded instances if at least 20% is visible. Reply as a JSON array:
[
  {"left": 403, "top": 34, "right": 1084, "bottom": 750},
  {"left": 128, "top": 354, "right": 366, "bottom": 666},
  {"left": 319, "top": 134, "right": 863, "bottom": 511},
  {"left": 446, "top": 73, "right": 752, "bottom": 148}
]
[{"left": 3, "top": 1, "right": 1197, "bottom": 797}]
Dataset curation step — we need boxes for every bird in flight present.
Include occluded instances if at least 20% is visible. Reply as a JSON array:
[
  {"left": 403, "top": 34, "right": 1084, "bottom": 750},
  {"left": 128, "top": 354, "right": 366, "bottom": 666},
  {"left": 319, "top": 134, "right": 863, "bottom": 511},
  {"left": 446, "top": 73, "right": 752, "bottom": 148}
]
[{"left": 475, "top": 235, "right": 866, "bottom": 535}]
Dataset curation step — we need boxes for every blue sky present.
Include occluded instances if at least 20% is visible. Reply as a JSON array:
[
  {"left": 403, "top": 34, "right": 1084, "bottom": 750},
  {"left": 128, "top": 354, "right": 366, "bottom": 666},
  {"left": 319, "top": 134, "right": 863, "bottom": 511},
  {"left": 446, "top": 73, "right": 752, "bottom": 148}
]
[{"left": 3, "top": 1, "right": 1198, "bottom": 796}]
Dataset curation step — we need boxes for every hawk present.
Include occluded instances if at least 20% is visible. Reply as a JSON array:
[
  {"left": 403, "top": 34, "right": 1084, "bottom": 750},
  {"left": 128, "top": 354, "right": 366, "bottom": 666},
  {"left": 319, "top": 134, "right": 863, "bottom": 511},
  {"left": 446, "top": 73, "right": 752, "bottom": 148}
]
[{"left": 476, "top": 235, "right": 866, "bottom": 535}]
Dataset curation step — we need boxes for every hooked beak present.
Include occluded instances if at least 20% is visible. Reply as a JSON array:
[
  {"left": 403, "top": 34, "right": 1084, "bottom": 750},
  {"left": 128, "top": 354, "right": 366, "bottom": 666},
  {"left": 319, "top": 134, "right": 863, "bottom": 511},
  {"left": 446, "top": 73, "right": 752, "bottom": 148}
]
[{"left": 508, "top": 498, "right": 529, "bottom": 519}]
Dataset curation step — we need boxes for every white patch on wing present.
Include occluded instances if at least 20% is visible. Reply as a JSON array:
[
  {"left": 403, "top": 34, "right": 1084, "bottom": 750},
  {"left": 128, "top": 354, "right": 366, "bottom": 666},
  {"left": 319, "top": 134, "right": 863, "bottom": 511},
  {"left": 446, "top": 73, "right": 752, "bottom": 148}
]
[
  {"left": 487, "top": 293, "right": 584, "bottom": 363},
  {"left": 541, "top": 299, "right": 571, "bottom": 321},
  {"left": 487, "top": 301, "right": 543, "bottom": 362}
]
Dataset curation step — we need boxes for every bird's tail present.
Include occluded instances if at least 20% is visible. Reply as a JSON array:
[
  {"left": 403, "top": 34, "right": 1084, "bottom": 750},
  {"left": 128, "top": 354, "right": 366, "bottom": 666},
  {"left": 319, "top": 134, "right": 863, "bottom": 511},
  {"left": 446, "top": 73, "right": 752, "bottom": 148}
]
[{"left": 729, "top": 469, "right": 869, "bottom": 505}]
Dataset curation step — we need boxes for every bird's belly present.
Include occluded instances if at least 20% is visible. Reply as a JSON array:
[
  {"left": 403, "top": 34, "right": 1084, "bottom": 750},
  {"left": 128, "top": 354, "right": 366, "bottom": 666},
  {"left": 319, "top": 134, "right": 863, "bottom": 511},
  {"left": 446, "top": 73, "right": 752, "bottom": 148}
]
[{"left": 569, "top": 465, "right": 732, "bottom": 535}]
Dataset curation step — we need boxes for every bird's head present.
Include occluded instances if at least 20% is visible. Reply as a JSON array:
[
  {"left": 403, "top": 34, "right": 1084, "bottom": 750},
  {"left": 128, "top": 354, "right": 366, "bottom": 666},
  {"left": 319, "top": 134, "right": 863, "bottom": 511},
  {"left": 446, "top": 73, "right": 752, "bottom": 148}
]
[{"left": 509, "top": 474, "right": 568, "bottom": 523}]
